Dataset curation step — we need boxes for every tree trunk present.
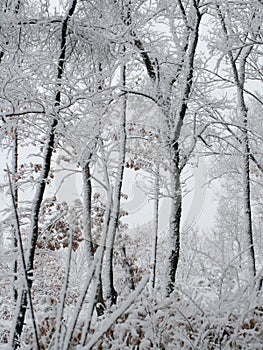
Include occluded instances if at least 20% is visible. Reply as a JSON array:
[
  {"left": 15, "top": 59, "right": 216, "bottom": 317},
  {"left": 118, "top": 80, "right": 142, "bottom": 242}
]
[
  {"left": 239, "top": 96, "right": 256, "bottom": 280},
  {"left": 216, "top": 5, "right": 256, "bottom": 281},
  {"left": 10, "top": 1, "right": 78, "bottom": 347},
  {"left": 132, "top": 1, "right": 201, "bottom": 295},
  {"left": 120, "top": 245, "right": 135, "bottom": 291},
  {"left": 82, "top": 159, "right": 95, "bottom": 261},
  {"left": 104, "top": 63, "right": 127, "bottom": 307},
  {"left": 11, "top": 122, "right": 18, "bottom": 302},
  {"left": 82, "top": 159, "right": 105, "bottom": 315},
  {"left": 166, "top": 4, "right": 201, "bottom": 295},
  {"left": 166, "top": 142, "right": 182, "bottom": 296},
  {"left": 237, "top": 54, "right": 256, "bottom": 281},
  {"left": 242, "top": 132, "right": 256, "bottom": 279},
  {"left": 151, "top": 165, "right": 159, "bottom": 290}
]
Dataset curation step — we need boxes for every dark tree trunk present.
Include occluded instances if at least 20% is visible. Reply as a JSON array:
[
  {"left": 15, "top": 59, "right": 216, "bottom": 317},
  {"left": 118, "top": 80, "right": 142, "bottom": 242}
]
[
  {"left": 82, "top": 160, "right": 105, "bottom": 315},
  {"left": 242, "top": 113, "right": 256, "bottom": 279},
  {"left": 216, "top": 5, "right": 256, "bottom": 282},
  {"left": 104, "top": 63, "right": 127, "bottom": 307},
  {"left": 11, "top": 1, "right": 78, "bottom": 347},
  {"left": 166, "top": 141, "right": 182, "bottom": 296},
  {"left": 166, "top": 4, "right": 201, "bottom": 295},
  {"left": 12, "top": 124, "right": 18, "bottom": 302}
]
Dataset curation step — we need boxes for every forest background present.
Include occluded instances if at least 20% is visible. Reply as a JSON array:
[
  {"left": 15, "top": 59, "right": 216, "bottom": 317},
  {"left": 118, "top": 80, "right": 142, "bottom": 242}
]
[{"left": 0, "top": 0, "right": 262, "bottom": 349}]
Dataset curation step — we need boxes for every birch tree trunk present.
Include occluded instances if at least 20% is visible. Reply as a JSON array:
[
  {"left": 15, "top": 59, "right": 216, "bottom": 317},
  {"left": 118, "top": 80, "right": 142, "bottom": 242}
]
[{"left": 10, "top": 1, "right": 78, "bottom": 347}]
